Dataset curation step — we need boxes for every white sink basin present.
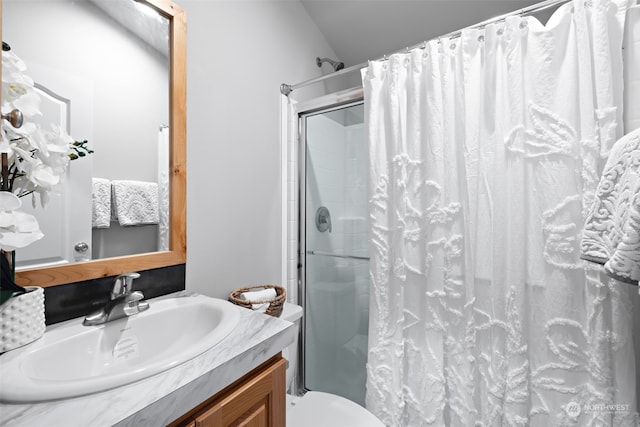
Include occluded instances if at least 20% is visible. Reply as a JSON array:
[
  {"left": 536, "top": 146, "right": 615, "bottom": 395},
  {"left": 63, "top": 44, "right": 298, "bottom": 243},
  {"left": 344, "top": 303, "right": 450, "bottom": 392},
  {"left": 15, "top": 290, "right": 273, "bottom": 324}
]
[{"left": 0, "top": 293, "right": 241, "bottom": 403}]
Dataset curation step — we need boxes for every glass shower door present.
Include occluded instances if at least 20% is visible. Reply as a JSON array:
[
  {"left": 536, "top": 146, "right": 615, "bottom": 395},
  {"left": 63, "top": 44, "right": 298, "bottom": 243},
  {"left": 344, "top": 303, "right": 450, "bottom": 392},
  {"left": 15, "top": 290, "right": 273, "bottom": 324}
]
[{"left": 301, "top": 102, "right": 369, "bottom": 406}]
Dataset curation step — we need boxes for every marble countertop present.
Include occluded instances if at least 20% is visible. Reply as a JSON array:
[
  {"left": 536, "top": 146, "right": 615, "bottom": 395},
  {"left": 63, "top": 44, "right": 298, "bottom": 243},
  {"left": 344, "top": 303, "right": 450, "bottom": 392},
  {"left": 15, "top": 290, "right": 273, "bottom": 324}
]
[{"left": 0, "top": 292, "right": 295, "bottom": 427}]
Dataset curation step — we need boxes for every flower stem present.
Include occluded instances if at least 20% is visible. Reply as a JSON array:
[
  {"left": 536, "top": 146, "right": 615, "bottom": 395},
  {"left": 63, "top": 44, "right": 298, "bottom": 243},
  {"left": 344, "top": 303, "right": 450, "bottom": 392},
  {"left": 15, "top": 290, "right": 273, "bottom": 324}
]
[{"left": 1, "top": 153, "right": 9, "bottom": 192}]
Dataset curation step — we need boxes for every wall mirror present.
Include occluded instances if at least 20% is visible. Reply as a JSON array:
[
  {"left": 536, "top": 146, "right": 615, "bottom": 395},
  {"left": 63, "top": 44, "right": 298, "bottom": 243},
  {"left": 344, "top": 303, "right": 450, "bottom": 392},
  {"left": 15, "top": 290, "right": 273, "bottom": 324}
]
[{"left": 3, "top": 0, "right": 186, "bottom": 287}]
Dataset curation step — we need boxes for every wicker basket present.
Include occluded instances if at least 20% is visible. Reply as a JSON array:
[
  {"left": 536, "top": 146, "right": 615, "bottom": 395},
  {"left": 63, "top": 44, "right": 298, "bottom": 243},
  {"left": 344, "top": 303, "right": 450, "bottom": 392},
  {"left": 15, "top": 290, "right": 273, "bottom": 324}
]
[{"left": 229, "top": 285, "right": 286, "bottom": 317}]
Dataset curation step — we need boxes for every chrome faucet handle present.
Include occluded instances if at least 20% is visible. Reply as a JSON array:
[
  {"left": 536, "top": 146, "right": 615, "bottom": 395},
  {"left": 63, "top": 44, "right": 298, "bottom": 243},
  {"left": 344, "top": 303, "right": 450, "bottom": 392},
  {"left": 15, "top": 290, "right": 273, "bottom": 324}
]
[
  {"left": 110, "top": 272, "right": 141, "bottom": 299},
  {"left": 83, "top": 274, "right": 147, "bottom": 326},
  {"left": 123, "top": 291, "right": 149, "bottom": 316}
]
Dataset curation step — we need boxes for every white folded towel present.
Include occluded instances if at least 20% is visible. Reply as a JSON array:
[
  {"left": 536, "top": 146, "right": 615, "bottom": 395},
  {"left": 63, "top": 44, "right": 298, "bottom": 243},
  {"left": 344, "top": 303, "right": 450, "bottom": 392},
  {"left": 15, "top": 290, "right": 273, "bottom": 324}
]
[
  {"left": 111, "top": 180, "right": 159, "bottom": 226},
  {"left": 239, "top": 288, "right": 277, "bottom": 312},
  {"left": 580, "top": 128, "right": 640, "bottom": 286},
  {"left": 92, "top": 178, "right": 111, "bottom": 229}
]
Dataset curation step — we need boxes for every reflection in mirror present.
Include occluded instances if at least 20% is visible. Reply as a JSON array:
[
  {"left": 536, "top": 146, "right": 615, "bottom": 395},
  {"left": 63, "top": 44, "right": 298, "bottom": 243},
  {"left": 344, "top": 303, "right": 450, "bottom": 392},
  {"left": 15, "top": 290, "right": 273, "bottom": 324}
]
[
  {"left": 4, "top": 0, "right": 170, "bottom": 268},
  {"left": 9, "top": 0, "right": 187, "bottom": 288}
]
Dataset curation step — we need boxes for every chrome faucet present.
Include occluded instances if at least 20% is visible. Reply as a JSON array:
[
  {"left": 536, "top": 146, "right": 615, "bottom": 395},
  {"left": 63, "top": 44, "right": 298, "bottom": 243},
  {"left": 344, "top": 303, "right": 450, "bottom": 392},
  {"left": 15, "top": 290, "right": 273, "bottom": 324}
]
[{"left": 83, "top": 272, "right": 150, "bottom": 326}]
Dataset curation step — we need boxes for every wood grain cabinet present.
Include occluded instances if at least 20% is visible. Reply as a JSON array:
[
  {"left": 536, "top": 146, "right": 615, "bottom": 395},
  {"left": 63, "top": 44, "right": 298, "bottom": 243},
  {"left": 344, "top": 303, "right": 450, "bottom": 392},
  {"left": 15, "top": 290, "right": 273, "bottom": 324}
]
[{"left": 168, "top": 355, "right": 286, "bottom": 427}]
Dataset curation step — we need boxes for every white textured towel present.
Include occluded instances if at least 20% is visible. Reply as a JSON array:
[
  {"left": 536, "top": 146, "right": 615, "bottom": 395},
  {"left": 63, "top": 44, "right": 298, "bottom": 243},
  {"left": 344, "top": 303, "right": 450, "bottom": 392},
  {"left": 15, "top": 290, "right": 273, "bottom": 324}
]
[
  {"left": 92, "top": 178, "right": 111, "bottom": 229},
  {"left": 111, "top": 180, "right": 159, "bottom": 226},
  {"left": 239, "top": 288, "right": 277, "bottom": 312},
  {"left": 580, "top": 127, "right": 640, "bottom": 286}
]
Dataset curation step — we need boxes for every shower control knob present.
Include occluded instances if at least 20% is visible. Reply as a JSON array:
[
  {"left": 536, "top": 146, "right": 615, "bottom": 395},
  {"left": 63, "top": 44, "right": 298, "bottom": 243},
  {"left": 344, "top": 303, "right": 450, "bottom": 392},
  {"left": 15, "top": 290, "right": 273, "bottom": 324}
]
[{"left": 315, "top": 206, "right": 332, "bottom": 233}]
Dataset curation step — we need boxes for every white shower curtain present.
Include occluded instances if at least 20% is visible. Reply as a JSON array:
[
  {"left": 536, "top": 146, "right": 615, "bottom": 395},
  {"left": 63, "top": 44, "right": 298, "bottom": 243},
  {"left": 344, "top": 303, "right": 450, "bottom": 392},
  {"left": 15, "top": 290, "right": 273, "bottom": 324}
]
[{"left": 362, "top": 0, "right": 638, "bottom": 425}]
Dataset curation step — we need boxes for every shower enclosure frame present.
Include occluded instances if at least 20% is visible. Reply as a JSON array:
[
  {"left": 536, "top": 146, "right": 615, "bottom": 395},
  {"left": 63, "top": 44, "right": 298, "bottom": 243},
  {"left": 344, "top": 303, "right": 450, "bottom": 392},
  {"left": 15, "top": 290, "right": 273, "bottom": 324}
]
[{"left": 280, "top": 85, "right": 364, "bottom": 396}]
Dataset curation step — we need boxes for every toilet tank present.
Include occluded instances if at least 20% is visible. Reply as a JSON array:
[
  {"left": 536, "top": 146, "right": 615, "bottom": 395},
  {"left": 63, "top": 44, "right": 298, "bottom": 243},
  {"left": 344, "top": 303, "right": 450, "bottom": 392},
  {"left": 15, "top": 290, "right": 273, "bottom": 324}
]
[{"left": 280, "top": 302, "right": 303, "bottom": 393}]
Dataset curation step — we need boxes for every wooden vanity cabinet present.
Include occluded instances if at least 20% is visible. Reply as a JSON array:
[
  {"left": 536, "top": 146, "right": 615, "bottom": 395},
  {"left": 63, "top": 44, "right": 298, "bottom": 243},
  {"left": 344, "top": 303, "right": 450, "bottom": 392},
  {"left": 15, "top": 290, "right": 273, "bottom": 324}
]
[{"left": 168, "top": 354, "right": 286, "bottom": 427}]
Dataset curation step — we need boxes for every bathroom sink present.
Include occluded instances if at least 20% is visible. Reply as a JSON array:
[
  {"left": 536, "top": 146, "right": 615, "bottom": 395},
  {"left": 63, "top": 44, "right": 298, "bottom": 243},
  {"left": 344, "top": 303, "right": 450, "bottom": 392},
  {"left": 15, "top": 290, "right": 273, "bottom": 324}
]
[{"left": 0, "top": 293, "right": 241, "bottom": 403}]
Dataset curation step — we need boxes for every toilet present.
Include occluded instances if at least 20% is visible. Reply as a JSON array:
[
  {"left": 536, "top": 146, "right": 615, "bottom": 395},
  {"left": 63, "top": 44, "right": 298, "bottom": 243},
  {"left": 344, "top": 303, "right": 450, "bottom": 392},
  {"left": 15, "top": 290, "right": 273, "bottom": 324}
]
[{"left": 281, "top": 302, "right": 384, "bottom": 427}]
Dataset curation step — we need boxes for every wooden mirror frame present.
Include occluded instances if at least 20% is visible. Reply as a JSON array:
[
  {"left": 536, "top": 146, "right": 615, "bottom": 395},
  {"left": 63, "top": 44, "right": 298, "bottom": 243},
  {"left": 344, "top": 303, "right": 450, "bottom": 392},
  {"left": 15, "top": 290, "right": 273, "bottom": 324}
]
[{"left": 13, "top": 0, "right": 187, "bottom": 288}]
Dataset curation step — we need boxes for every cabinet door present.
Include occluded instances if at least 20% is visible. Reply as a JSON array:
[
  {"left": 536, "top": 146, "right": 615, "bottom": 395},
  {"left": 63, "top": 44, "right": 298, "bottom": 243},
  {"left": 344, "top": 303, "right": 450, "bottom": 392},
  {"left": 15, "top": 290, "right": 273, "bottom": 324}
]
[{"left": 194, "top": 357, "right": 286, "bottom": 427}]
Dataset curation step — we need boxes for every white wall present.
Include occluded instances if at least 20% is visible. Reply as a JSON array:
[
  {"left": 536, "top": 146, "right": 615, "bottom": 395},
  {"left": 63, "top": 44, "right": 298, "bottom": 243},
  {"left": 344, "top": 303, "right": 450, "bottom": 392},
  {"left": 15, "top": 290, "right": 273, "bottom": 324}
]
[{"left": 182, "top": 0, "right": 339, "bottom": 298}]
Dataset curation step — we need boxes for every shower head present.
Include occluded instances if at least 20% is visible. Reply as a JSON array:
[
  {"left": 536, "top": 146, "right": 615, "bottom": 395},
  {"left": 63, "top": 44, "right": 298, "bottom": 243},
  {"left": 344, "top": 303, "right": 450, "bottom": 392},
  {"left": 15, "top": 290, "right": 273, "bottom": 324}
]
[{"left": 316, "top": 57, "right": 345, "bottom": 72}]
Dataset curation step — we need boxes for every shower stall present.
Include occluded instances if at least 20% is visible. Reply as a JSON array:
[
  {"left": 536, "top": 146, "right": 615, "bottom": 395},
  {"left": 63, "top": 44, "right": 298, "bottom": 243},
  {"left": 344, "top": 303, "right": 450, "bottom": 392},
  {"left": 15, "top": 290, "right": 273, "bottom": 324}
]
[
  {"left": 297, "top": 99, "right": 369, "bottom": 406},
  {"left": 281, "top": 0, "right": 640, "bottom": 422}
]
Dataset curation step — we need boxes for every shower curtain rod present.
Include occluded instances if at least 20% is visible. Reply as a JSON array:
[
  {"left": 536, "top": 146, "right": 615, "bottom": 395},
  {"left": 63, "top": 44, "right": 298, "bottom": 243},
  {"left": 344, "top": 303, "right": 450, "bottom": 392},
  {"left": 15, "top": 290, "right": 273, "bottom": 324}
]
[{"left": 281, "top": 0, "right": 571, "bottom": 96}]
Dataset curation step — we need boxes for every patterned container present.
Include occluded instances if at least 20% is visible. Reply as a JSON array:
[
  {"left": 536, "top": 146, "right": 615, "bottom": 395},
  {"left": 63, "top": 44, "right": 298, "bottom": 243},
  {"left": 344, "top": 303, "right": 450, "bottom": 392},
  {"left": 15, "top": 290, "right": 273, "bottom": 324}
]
[{"left": 0, "top": 286, "right": 45, "bottom": 353}]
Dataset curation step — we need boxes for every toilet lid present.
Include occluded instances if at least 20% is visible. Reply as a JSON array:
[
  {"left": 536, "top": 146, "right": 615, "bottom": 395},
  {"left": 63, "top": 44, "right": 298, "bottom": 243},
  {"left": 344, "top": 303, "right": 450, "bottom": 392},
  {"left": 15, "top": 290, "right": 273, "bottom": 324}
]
[{"left": 287, "top": 391, "right": 385, "bottom": 427}]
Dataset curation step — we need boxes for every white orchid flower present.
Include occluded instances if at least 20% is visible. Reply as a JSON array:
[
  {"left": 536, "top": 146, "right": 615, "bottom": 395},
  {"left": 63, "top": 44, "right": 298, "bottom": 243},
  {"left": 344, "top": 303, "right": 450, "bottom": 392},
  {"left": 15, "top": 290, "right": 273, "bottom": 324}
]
[
  {"left": 11, "top": 89, "right": 41, "bottom": 118},
  {"left": 1, "top": 120, "right": 71, "bottom": 205},
  {"left": 0, "top": 192, "right": 43, "bottom": 251},
  {"left": 0, "top": 129, "right": 10, "bottom": 154},
  {"left": 2, "top": 50, "right": 30, "bottom": 81},
  {"left": 2, "top": 50, "right": 37, "bottom": 110},
  {"left": 30, "top": 164, "right": 61, "bottom": 190},
  {"left": 40, "top": 124, "right": 72, "bottom": 167},
  {"left": 1, "top": 47, "right": 88, "bottom": 243}
]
